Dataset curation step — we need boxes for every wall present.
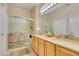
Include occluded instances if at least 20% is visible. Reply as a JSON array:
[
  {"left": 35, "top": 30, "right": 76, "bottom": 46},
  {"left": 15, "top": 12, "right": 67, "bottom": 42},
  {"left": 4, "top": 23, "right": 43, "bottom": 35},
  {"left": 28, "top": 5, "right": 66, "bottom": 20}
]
[
  {"left": 31, "top": 7, "right": 36, "bottom": 34},
  {"left": 8, "top": 5, "right": 31, "bottom": 17},
  {"left": 31, "top": 6, "right": 36, "bottom": 19},
  {"left": 31, "top": 6, "right": 41, "bottom": 35}
]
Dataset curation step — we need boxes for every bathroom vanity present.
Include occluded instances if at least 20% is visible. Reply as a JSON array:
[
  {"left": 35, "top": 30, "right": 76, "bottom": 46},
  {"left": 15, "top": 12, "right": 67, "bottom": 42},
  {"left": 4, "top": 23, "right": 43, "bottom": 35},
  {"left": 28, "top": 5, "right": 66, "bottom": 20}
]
[{"left": 32, "top": 35, "right": 79, "bottom": 56}]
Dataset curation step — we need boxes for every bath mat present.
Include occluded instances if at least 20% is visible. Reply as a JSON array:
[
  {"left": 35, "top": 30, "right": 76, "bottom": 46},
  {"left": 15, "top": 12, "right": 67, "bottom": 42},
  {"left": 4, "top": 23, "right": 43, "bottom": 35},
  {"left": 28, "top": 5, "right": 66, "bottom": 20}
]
[{"left": 9, "top": 47, "right": 31, "bottom": 56}]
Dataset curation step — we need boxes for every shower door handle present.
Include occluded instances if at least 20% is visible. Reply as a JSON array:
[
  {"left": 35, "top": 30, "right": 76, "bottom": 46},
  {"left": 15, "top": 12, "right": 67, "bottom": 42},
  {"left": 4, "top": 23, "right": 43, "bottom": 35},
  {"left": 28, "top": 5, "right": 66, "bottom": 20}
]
[{"left": 1, "top": 33, "right": 4, "bottom": 36}]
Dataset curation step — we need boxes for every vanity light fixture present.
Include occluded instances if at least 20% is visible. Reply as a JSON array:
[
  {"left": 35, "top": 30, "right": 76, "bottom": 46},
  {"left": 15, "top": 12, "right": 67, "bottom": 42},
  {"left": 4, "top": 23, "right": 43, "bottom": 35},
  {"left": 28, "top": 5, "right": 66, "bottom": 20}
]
[{"left": 40, "top": 3, "right": 58, "bottom": 14}]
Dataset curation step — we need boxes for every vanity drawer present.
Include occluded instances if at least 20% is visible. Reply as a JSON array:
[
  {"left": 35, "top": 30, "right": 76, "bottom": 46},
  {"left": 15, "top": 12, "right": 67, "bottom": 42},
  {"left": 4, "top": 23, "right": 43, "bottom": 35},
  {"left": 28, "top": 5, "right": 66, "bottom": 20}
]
[
  {"left": 39, "top": 44, "right": 44, "bottom": 52},
  {"left": 39, "top": 39, "right": 44, "bottom": 44},
  {"left": 39, "top": 39, "right": 45, "bottom": 56},
  {"left": 56, "top": 45, "right": 79, "bottom": 56}
]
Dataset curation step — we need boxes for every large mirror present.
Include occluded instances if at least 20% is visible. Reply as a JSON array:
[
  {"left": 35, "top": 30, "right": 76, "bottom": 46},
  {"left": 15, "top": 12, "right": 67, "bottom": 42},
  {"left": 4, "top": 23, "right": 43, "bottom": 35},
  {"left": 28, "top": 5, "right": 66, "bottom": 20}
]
[
  {"left": 69, "top": 14, "right": 79, "bottom": 36},
  {"left": 53, "top": 17, "right": 67, "bottom": 35}
]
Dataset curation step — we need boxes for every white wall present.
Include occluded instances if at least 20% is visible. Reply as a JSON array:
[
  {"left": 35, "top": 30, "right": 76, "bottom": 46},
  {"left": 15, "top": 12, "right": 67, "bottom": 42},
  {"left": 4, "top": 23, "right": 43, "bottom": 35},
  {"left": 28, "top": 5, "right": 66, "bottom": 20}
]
[
  {"left": 8, "top": 5, "right": 31, "bottom": 17},
  {"left": 31, "top": 5, "right": 41, "bottom": 34},
  {"left": 31, "top": 7, "right": 36, "bottom": 18}
]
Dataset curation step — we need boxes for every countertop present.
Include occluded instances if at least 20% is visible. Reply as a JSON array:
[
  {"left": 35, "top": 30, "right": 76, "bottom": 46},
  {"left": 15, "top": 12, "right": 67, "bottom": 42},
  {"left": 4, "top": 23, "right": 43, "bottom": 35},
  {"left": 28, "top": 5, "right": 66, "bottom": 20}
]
[{"left": 33, "top": 35, "right": 79, "bottom": 53}]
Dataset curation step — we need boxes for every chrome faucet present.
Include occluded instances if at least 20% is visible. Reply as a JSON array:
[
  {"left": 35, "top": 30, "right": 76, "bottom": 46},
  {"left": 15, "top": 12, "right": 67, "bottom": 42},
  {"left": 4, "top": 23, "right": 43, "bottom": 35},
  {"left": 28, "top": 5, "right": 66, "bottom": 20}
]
[{"left": 64, "top": 33, "right": 74, "bottom": 40}]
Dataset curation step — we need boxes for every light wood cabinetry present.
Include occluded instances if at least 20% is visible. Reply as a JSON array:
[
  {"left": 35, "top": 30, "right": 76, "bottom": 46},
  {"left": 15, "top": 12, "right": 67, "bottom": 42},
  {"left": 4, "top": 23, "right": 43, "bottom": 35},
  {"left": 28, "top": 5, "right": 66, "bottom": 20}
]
[
  {"left": 32, "top": 36, "right": 35, "bottom": 50},
  {"left": 56, "top": 45, "right": 79, "bottom": 56},
  {"left": 39, "top": 39, "right": 45, "bottom": 56},
  {"left": 34, "top": 37, "right": 39, "bottom": 53},
  {"left": 32, "top": 36, "right": 39, "bottom": 54},
  {"left": 32, "top": 36, "right": 79, "bottom": 56},
  {"left": 45, "top": 41, "right": 55, "bottom": 56}
]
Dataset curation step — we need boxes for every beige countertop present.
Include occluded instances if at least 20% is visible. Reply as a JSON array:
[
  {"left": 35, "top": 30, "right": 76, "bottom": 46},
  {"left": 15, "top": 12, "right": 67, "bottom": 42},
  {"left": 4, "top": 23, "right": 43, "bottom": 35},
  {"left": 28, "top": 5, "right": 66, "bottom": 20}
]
[{"left": 33, "top": 35, "right": 79, "bottom": 53}]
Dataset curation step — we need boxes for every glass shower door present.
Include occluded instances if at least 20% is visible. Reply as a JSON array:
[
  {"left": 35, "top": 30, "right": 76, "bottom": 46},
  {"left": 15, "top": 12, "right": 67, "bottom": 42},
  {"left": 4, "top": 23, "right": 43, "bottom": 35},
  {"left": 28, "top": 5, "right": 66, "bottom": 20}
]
[{"left": 8, "top": 16, "right": 30, "bottom": 49}]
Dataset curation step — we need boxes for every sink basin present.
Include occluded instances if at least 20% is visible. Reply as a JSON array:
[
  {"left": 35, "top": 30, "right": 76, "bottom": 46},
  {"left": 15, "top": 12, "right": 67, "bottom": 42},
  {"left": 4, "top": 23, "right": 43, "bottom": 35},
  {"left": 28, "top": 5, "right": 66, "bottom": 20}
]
[
  {"left": 58, "top": 39, "right": 79, "bottom": 45},
  {"left": 45, "top": 35, "right": 53, "bottom": 37},
  {"left": 68, "top": 39, "right": 79, "bottom": 44}
]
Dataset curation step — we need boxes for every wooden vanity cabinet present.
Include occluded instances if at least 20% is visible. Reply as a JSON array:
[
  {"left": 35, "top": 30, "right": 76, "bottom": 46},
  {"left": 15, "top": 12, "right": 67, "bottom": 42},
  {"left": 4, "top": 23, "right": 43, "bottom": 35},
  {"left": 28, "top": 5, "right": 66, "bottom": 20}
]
[
  {"left": 39, "top": 39, "right": 45, "bottom": 56},
  {"left": 45, "top": 41, "right": 56, "bottom": 56},
  {"left": 32, "top": 36, "right": 35, "bottom": 50},
  {"left": 56, "top": 45, "right": 79, "bottom": 56},
  {"left": 32, "top": 36, "right": 79, "bottom": 56},
  {"left": 32, "top": 36, "right": 39, "bottom": 54},
  {"left": 34, "top": 37, "right": 39, "bottom": 53}
]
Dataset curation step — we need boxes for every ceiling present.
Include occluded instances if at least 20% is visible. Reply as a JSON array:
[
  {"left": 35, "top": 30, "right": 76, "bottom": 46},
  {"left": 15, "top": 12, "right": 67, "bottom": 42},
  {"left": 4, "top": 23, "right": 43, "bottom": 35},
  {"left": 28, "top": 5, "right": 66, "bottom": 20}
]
[{"left": 10, "top": 3, "right": 39, "bottom": 10}]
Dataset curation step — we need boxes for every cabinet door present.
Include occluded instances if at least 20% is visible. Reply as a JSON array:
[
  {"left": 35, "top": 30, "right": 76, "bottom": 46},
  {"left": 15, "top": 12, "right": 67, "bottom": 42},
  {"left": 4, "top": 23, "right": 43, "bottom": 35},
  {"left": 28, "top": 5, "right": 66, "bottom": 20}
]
[
  {"left": 39, "top": 39, "right": 45, "bottom": 56},
  {"left": 32, "top": 36, "right": 35, "bottom": 50},
  {"left": 0, "top": 4, "right": 8, "bottom": 55},
  {"left": 32, "top": 36, "right": 39, "bottom": 54},
  {"left": 45, "top": 41, "right": 55, "bottom": 56},
  {"left": 56, "top": 46, "right": 79, "bottom": 56},
  {"left": 34, "top": 37, "right": 39, "bottom": 53}
]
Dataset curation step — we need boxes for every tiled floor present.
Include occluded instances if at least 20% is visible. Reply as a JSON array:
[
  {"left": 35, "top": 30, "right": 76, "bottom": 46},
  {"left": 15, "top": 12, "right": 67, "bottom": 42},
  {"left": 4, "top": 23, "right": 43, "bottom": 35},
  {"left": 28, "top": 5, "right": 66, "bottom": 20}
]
[
  {"left": 25, "top": 48, "right": 37, "bottom": 56},
  {"left": 8, "top": 46, "right": 36, "bottom": 56}
]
